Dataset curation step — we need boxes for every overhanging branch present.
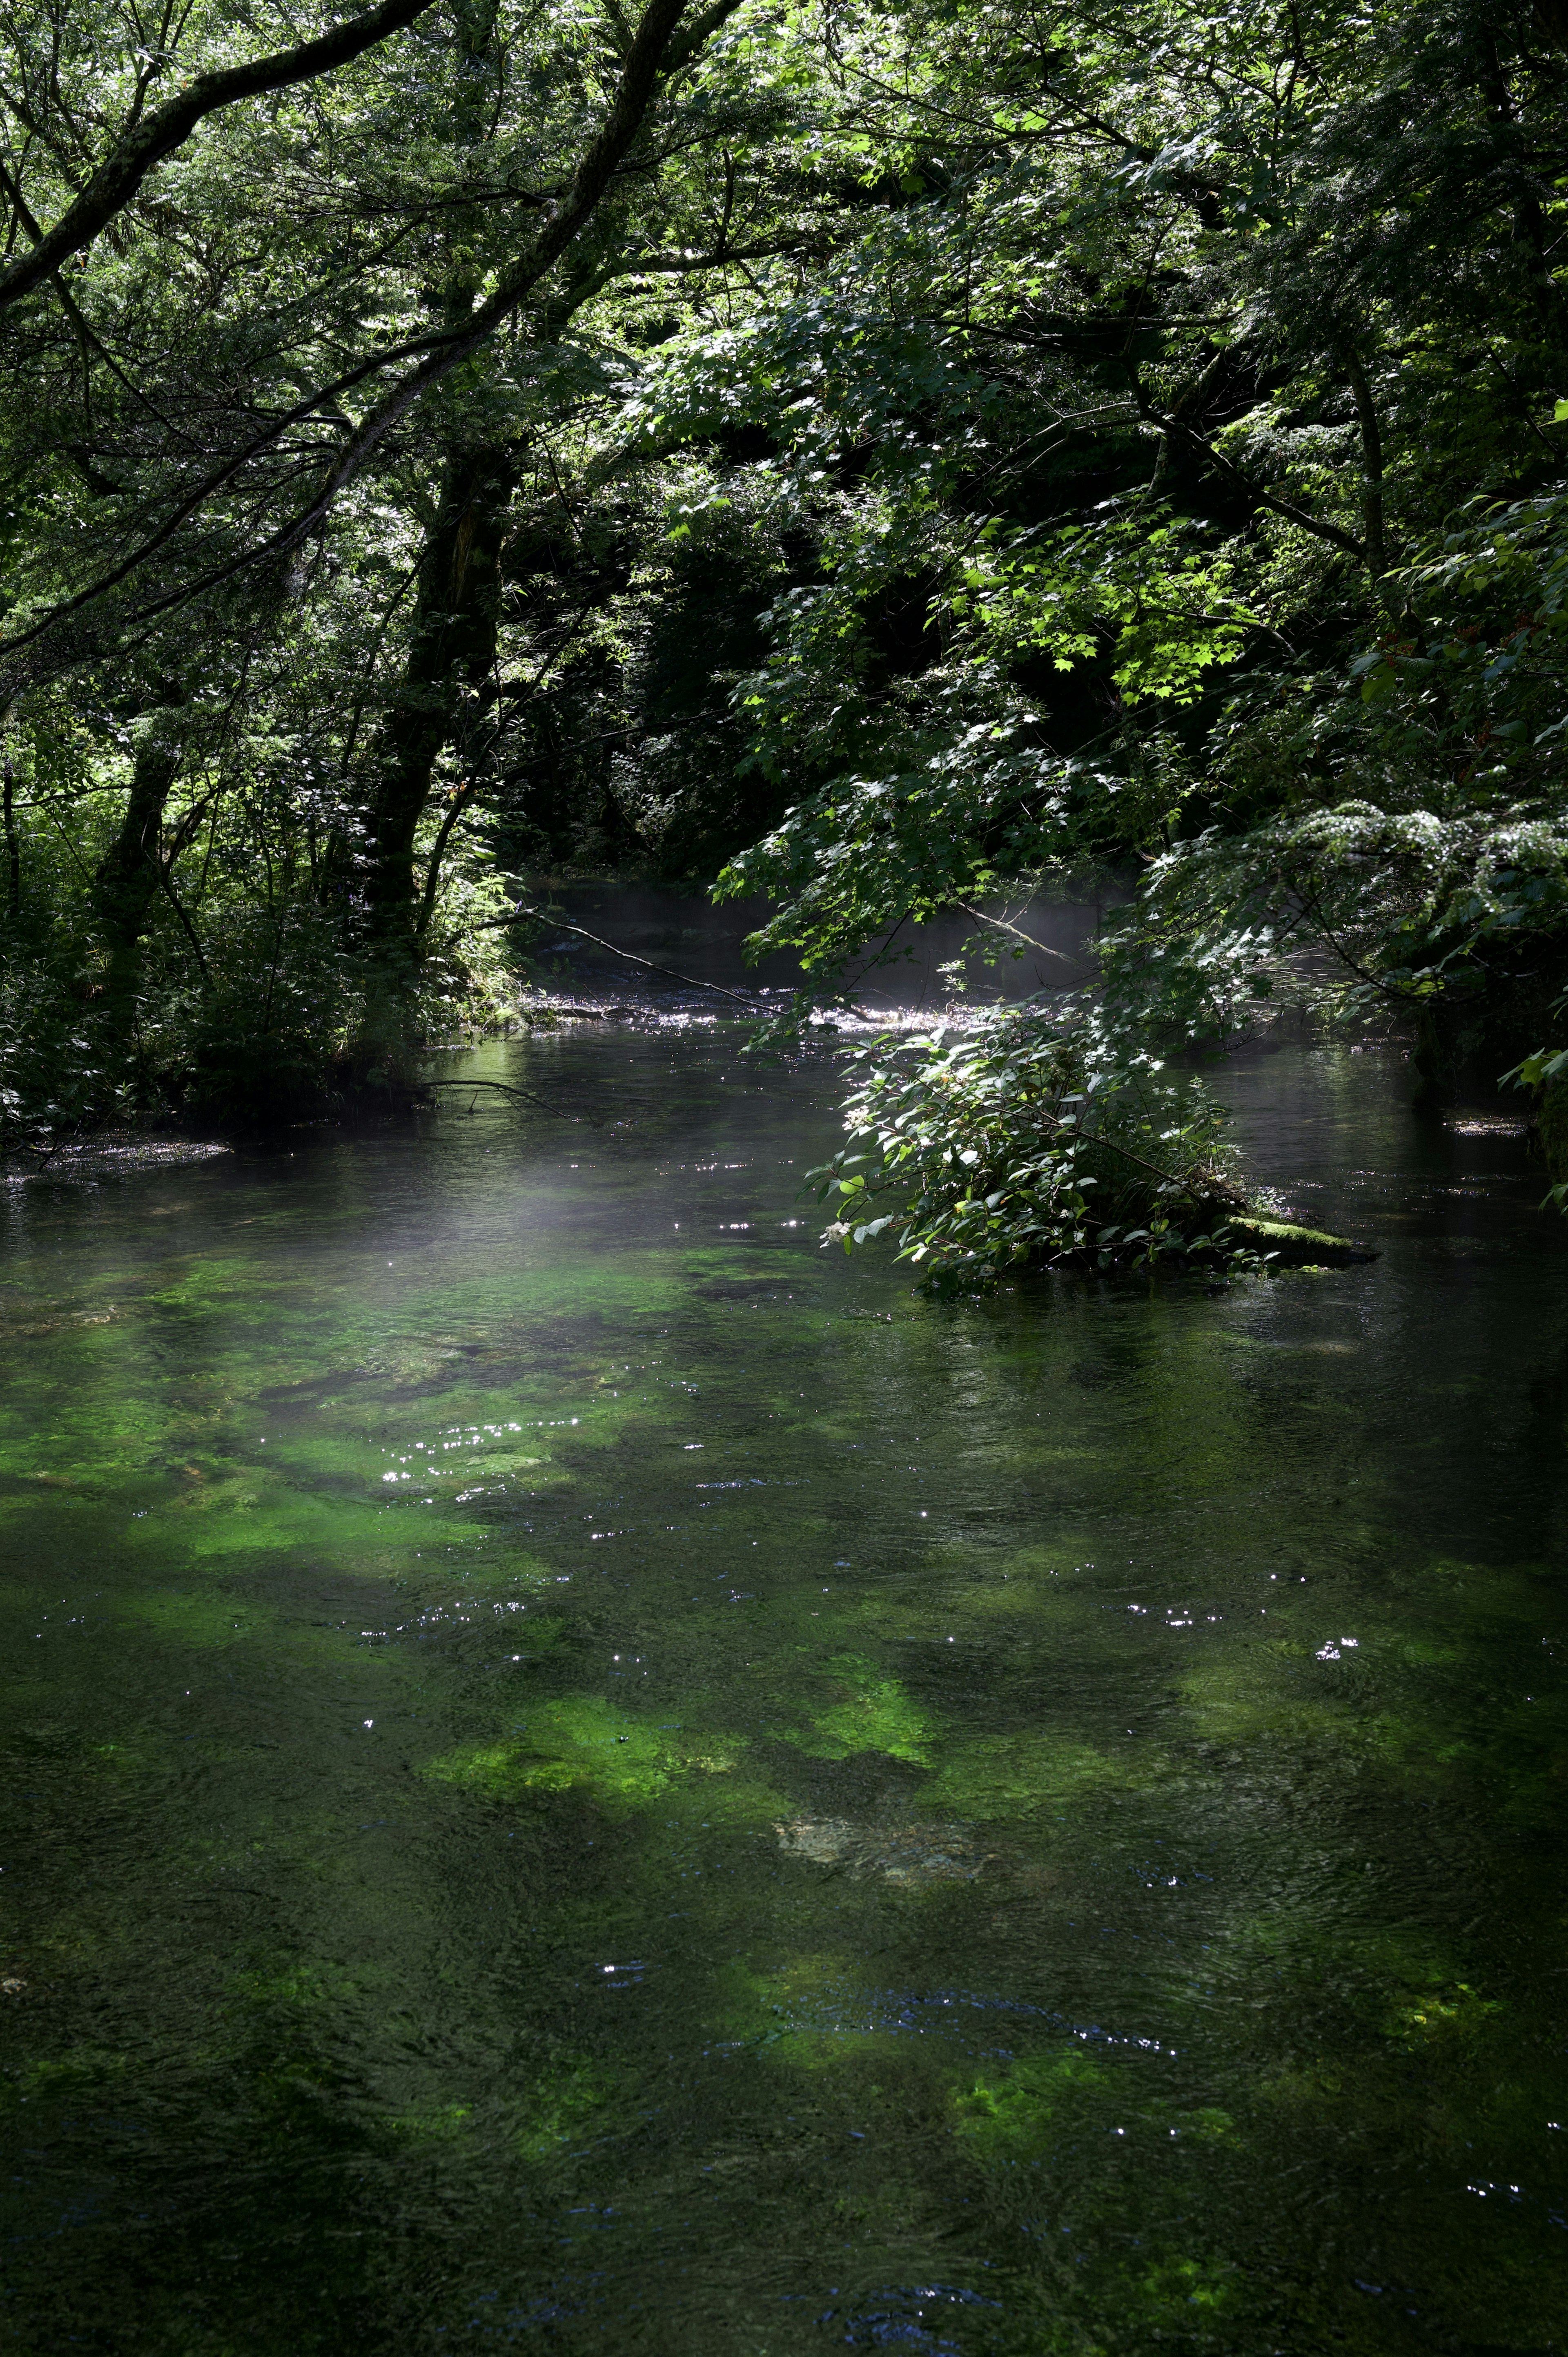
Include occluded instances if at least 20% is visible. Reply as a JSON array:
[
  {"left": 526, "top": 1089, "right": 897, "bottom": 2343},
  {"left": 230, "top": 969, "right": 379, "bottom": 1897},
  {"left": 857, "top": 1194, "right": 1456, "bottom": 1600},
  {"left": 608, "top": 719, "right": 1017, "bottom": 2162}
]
[
  {"left": 0, "top": 0, "right": 438, "bottom": 314},
  {"left": 0, "top": 0, "right": 748, "bottom": 677}
]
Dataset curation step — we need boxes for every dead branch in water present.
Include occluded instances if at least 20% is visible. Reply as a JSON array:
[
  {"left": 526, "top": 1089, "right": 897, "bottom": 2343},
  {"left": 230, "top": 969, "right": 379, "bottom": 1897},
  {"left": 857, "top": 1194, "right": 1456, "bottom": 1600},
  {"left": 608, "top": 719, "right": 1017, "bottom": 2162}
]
[{"left": 419, "top": 1078, "right": 602, "bottom": 1127}]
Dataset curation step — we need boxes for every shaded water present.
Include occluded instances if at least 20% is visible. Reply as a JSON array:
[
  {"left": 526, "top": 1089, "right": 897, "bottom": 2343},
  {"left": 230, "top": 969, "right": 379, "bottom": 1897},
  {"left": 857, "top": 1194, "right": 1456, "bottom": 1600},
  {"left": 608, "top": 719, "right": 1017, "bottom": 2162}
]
[
  {"left": 531, "top": 883, "right": 1098, "bottom": 1010},
  {"left": 2, "top": 1033, "right": 1566, "bottom": 2355}
]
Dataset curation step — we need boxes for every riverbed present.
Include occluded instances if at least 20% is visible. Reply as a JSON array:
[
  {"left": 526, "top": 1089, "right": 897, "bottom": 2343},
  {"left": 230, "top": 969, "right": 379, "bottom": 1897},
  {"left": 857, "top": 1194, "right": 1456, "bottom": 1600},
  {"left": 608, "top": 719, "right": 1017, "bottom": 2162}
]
[{"left": 2, "top": 1031, "right": 1565, "bottom": 2353}]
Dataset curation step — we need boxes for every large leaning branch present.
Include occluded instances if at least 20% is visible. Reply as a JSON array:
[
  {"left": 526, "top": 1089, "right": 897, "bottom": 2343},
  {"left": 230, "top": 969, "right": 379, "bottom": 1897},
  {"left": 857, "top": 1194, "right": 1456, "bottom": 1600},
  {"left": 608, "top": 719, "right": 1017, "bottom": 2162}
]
[
  {"left": 479, "top": 903, "right": 763, "bottom": 1006},
  {"left": 247, "top": 0, "right": 726, "bottom": 569},
  {"left": 0, "top": 0, "right": 742, "bottom": 676},
  {"left": 0, "top": 0, "right": 437, "bottom": 315}
]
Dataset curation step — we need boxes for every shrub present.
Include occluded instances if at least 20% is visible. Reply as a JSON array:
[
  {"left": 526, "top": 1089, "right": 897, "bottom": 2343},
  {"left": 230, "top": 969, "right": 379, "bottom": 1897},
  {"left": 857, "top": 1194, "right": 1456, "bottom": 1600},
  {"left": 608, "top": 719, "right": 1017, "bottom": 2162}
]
[{"left": 809, "top": 1004, "right": 1251, "bottom": 1294}]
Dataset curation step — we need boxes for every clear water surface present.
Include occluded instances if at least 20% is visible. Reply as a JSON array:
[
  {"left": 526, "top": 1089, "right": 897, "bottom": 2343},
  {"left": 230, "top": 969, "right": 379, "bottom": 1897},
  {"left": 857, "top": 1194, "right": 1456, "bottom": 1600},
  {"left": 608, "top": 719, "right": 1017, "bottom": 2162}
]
[{"left": 2, "top": 1031, "right": 1566, "bottom": 2355}]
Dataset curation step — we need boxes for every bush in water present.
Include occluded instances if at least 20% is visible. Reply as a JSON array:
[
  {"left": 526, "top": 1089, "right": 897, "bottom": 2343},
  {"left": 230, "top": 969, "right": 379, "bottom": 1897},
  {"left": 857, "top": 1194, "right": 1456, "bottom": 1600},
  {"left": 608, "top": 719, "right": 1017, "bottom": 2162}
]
[{"left": 809, "top": 1005, "right": 1252, "bottom": 1294}]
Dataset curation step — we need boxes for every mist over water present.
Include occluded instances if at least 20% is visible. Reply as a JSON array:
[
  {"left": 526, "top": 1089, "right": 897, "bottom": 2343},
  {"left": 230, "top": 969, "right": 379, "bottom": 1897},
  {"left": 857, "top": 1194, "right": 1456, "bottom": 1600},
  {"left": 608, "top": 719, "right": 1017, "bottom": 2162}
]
[
  {"left": 2, "top": 1032, "right": 1566, "bottom": 2354},
  {"left": 528, "top": 882, "right": 1103, "bottom": 1011}
]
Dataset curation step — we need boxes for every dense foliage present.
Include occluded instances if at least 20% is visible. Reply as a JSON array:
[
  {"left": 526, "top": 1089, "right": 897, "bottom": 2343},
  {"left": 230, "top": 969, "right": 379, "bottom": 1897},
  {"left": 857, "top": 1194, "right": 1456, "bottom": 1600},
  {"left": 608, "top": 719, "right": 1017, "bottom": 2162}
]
[
  {"left": 809, "top": 1005, "right": 1250, "bottom": 1290},
  {"left": 3, "top": 0, "right": 1568, "bottom": 1231}
]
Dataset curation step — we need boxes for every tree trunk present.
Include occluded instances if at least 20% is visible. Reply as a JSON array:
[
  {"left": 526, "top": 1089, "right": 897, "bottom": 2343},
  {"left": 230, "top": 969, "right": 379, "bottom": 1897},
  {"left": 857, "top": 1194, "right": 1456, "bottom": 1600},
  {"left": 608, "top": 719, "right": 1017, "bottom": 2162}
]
[
  {"left": 1539, "top": 1072, "right": 1568, "bottom": 1182},
  {"left": 341, "top": 0, "right": 627, "bottom": 1078},
  {"left": 94, "top": 689, "right": 186, "bottom": 1041},
  {"left": 2, "top": 702, "right": 18, "bottom": 922},
  {"left": 359, "top": 442, "right": 514, "bottom": 950}
]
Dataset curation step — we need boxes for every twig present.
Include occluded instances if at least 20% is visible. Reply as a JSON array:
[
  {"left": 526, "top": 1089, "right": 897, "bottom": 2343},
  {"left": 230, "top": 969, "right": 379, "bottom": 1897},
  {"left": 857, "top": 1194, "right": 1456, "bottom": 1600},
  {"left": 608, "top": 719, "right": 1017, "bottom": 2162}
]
[
  {"left": 954, "top": 901, "right": 1087, "bottom": 970},
  {"left": 419, "top": 1077, "right": 602, "bottom": 1126},
  {"left": 1082, "top": 1126, "right": 1230, "bottom": 1200},
  {"left": 482, "top": 903, "right": 763, "bottom": 1006},
  {"left": 1005, "top": 1097, "right": 1234, "bottom": 1201},
  {"left": 155, "top": 857, "right": 209, "bottom": 984}
]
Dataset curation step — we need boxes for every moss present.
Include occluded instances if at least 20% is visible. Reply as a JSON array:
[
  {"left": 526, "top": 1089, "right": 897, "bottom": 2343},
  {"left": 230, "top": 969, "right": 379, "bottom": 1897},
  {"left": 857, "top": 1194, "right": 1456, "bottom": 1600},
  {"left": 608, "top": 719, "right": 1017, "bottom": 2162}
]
[
  {"left": 422, "top": 1695, "right": 753, "bottom": 1806},
  {"left": 1229, "top": 1215, "right": 1377, "bottom": 1265},
  {"left": 953, "top": 2047, "right": 1107, "bottom": 2155},
  {"left": 515, "top": 2058, "right": 614, "bottom": 2160},
  {"left": 127, "top": 1592, "right": 282, "bottom": 1649},
  {"left": 724, "top": 1956, "right": 928, "bottom": 2074},
  {"left": 385, "top": 2101, "right": 474, "bottom": 2144},
  {"left": 927, "top": 1730, "right": 1140, "bottom": 1817},
  {"left": 775, "top": 1654, "right": 932, "bottom": 1762},
  {"left": 1134, "top": 2254, "right": 1244, "bottom": 2322},
  {"left": 1385, "top": 1979, "right": 1502, "bottom": 2047}
]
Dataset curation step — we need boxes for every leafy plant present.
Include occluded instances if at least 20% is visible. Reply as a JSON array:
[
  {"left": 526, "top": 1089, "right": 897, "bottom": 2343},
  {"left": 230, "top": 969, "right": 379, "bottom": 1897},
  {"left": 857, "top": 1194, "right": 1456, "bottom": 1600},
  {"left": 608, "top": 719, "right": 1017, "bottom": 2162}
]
[{"left": 809, "top": 1003, "right": 1251, "bottom": 1294}]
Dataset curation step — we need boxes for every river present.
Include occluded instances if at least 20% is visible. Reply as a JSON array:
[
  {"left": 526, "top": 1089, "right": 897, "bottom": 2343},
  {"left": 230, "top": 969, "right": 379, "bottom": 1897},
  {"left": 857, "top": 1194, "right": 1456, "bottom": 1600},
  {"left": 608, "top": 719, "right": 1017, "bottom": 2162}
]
[{"left": 2, "top": 1028, "right": 1565, "bottom": 2353}]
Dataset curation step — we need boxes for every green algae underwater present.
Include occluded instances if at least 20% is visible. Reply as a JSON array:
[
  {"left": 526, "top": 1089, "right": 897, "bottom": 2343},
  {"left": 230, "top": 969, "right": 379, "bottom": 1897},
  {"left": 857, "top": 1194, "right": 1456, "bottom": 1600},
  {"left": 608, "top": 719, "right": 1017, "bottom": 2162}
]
[{"left": 2, "top": 1030, "right": 1567, "bottom": 2357}]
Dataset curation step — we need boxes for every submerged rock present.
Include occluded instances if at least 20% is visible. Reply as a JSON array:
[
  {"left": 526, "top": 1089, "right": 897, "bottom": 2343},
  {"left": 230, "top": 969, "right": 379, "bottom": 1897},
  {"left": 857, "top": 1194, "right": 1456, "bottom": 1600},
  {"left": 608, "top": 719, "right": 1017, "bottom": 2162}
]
[{"left": 773, "top": 1817, "right": 993, "bottom": 1883}]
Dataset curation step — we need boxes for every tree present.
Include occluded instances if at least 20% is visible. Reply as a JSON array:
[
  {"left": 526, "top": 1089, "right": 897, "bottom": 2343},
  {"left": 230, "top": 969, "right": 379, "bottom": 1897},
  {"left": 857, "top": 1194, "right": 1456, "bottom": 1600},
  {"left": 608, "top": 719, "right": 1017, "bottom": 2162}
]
[{"left": 0, "top": 0, "right": 781, "bottom": 1110}]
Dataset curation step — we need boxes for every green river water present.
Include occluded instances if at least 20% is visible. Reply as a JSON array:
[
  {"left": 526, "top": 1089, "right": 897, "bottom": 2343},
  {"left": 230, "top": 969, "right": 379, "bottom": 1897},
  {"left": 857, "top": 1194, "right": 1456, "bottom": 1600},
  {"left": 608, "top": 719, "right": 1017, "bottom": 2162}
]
[{"left": 2, "top": 1029, "right": 1566, "bottom": 2355}]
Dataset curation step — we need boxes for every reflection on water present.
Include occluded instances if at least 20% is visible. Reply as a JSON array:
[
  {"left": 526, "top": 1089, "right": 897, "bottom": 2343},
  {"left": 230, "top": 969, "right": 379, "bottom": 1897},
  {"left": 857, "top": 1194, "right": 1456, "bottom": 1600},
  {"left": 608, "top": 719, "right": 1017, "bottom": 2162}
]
[{"left": 1, "top": 1035, "right": 1566, "bottom": 2354}]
